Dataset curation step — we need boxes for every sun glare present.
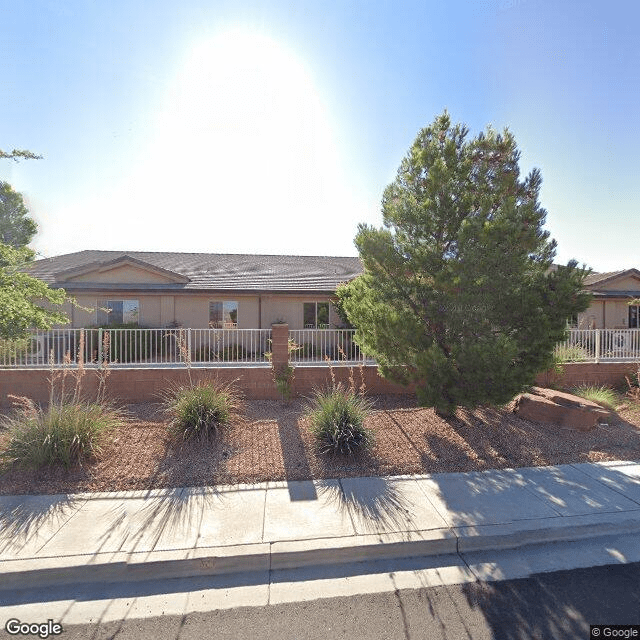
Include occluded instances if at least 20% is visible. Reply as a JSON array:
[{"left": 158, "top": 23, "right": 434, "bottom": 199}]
[{"left": 103, "top": 29, "right": 361, "bottom": 254}]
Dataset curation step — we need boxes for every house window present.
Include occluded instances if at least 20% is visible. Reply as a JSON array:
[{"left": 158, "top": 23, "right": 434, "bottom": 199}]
[
  {"left": 630, "top": 305, "right": 639, "bottom": 328},
  {"left": 97, "top": 299, "right": 139, "bottom": 326},
  {"left": 209, "top": 301, "right": 238, "bottom": 328},
  {"left": 303, "top": 302, "right": 329, "bottom": 328}
]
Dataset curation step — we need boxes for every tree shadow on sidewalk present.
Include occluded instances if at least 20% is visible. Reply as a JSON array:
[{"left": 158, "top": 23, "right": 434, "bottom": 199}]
[
  {"left": 319, "top": 475, "right": 424, "bottom": 536},
  {"left": 0, "top": 493, "right": 84, "bottom": 556},
  {"left": 272, "top": 400, "right": 317, "bottom": 501}
]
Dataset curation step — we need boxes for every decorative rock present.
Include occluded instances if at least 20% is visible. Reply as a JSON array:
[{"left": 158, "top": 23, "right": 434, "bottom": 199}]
[{"left": 512, "top": 386, "right": 612, "bottom": 432}]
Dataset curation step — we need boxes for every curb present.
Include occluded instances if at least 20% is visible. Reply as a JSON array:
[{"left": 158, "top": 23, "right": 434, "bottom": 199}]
[{"left": 4, "top": 514, "right": 640, "bottom": 591}]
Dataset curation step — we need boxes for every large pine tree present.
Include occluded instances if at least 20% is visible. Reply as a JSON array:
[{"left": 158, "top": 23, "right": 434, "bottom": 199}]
[{"left": 338, "top": 111, "right": 591, "bottom": 415}]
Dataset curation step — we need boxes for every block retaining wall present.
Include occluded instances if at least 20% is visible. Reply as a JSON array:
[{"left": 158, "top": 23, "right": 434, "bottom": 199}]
[
  {"left": 1, "top": 361, "right": 637, "bottom": 408},
  {"left": 0, "top": 365, "right": 414, "bottom": 407},
  {"left": 535, "top": 362, "right": 639, "bottom": 389}
]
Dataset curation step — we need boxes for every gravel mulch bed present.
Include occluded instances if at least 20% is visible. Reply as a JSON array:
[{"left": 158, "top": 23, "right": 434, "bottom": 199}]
[{"left": 1, "top": 395, "right": 639, "bottom": 496}]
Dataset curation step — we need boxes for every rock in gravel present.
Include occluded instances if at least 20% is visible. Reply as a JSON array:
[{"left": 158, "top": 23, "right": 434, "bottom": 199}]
[{"left": 512, "top": 387, "right": 612, "bottom": 432}]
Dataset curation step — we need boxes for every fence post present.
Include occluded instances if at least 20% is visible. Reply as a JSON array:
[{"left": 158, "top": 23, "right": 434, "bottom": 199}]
[
  {"left": 595, "top": 329, "right": 600, "bottom": 364},
  {"left": 98, "top": 328, "right": 103, "bottom": 365},
  {"left": 271, "top": 323, "right": 290, "bottom": 370},
  {"left": 187, "top": 328, "right": 192, "bottom": 361}
]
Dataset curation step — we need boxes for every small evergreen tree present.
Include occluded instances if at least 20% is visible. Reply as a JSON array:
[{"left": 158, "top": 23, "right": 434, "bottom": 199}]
[
  {"left": 339, "top": 111, "right": 591, "bottom": 416},
  {"left": 0, "top": 244, "right": 67, "bottom": 339},
  {"left": 0, "top": 149, "right": 68, "bottom": 338},
  {"left": 0, "top": 181, "right": 38, "bottom": 247}
]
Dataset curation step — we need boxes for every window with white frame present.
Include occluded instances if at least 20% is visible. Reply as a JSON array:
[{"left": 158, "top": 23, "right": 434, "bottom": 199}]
[
  {"left": 630, "top": 305, "right": 639, "bottom": 328},
  {"left": 97, "top": 299, "right": 140, "bottom": 326},
  {"left": 209, "top": 301, "right": 238, "bottom": 328},
  {"left": 303, "top": 302, "right": 329, "bottom": 328}
]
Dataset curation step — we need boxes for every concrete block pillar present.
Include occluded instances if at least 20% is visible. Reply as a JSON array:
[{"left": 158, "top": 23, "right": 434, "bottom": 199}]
[{"left": 271, "top": 323, "right": 290, "bottom": 369}]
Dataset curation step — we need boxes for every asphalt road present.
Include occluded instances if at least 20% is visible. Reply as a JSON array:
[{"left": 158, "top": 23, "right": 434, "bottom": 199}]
[{"left": 5, "top": 562, "right": 638, "bottom": 640}]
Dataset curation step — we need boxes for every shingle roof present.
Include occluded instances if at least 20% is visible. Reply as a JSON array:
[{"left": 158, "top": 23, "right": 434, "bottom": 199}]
[
  {"left": 583, "top": 269, "right": 640, "bottom": 287},
  {"left": 26, "top": 251, "right": 364, "bottom": 293},
  {"left": 583, "top": 270, "right": 625, "bottom": 286}
]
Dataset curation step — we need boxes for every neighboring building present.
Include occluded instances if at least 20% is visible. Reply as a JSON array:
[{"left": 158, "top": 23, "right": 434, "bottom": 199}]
[
  {"left": 577, "top": 269, "right": 640, "bottom": 329},
  {"left": 26, "top": 251, "right": 364, "bottom": 330}
]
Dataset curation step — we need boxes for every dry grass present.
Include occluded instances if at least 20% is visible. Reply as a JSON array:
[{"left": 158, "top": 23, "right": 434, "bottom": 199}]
[{"left": 1, "top": 395, "right": 639, "bottom": 496}]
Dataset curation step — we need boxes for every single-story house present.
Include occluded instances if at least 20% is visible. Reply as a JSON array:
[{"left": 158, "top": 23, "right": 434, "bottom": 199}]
[
  {"left": 576, "top": 269, "right": 640, "bottom": 329},
  {"left": 26, "top": 251, "right": 364, "bottom": 330},
  {"left": 26, "top": 251, "right": 640, "bottom": 332}
]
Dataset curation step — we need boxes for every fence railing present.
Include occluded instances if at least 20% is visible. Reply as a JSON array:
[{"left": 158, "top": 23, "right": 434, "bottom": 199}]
[
  {"left": 555, "top": 329, "right": 640, "bottom": 363},
  {"left": 8, "top": 327, "right": 632, "bottom": 369},
  {"left": 289, "top": 329, "right": 375, "bottom": 365},
  {"left": 0, "top": 328, "right": 272, "bottom": 368}
]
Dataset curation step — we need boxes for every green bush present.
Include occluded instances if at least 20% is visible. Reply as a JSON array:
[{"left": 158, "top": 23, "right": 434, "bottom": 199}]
[
  {"left": 306, "top": 385, "right": 373, "bottom": 455},
  {"left": 162, "top": 379, "right": 242, "bottom": 441},
  {"left": 571, "top": 385, "right": 619, "bottom": 411},
  {"left": 218, "top": 344, "right": 248, "bottom": 361},
  {"left": 1, "top": 399, "right": 123, "bottom": 469},
  {"left": 555, "top": 344, "right": 591, "bottom": 362},
  {"left": 192, "top": 345, "right": 214, "bottom": 362},
  {"left": 0, "top": 336, "right": 35, "bottom": 365},
  {"left": 95, "top": 326, "right": 185, "bottom": 363},
  {"left": 192, "top": 344, "right": 251, "bottom": 362},
  {"left": 297, "top": 342, "right": 317, "bottom": 359}
]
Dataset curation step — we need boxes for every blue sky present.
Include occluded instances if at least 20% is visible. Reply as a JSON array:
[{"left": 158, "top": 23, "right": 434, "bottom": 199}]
[{"left": 1, "top": 0, "right": 637, "bottom": 272}]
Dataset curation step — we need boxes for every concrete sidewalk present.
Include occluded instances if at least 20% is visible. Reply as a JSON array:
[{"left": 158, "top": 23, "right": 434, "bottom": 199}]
[{"left": 1, "top": 460, "right": 640, "bottom": 592}]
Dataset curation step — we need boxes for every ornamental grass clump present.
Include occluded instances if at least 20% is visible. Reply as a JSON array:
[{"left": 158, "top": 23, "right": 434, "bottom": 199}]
[
  {"left": 1, "top": 397, "right": 123, "bottom": 469},
  {"left": 163, "top": 379, "right": 242, "bottom": 442},
  {"left": 571, "top": 385, "right": 619, "bottom": 411},
  {"left": 307, "top": 384, "right": 373, "bottom": 456},
  {"left": 0, "top": 330, "right": 122, "bottom": 470}
]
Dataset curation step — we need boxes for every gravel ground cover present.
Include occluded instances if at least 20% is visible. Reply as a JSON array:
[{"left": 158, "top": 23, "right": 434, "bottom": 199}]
[{"left": 1, "top": 394, "right": 639, "bottom": 496}]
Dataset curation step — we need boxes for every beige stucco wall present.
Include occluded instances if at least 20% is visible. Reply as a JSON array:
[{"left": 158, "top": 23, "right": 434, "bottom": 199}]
[
  {"left": 579, "top": 274, "right": 640, "bottom": 329},
  {"left": 596, "top": 275, "right": 640, "bottom": 291},
  {"left": 173, "top": 294, "right": 260, "bottom": 329},
  {"left": 65, "top": 264, "right": 178, "bottom": 285},
  {"left": 578, "top": 301, "right": 604, "bottom": 329},
  {"left": 578, "top": 298, "right": 639, "bottom": 329},
  {"left": 55, "top": 292, "right": 342, "bottom": 329},
  {"left": 260, "top": 294, "right": 341, "bottom": 329},
  {"left": 65, "top": 294, "right": 162, "bottom": 327}
]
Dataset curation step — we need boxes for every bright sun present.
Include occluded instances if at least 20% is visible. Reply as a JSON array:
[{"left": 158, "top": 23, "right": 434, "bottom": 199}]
[
  {"left": 112, "top": 29, "right": 356, "bottom": 253},
  {"left": 55, "top": 28, "right": 368, "bottom": 256}
]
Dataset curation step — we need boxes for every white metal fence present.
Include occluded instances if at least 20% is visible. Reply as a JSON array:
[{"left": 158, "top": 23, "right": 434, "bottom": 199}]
[
  {"left": 6, "top": 327, "right": 631, "bottom": 369},
  {"left": 0, "top": 328, "right": 272, "bottom": 368},
  {"left": 554, "top": 329, "right": 640, "bottom": 362},
  {"left": 289, "top": 329, "right": 375, "bottom": 365}
]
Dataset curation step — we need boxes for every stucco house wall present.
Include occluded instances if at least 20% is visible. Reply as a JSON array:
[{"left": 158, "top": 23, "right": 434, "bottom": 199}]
[
  {"left": 63, "top": 292, "right": 342, "bottom": 330},
  {"left": 577, "top": 269, "right": 640, "bottom": 329},
  {"left": 29, "top": 252, "right": 356, "bottom": 331},
  {"left": 40, "top": 252, "right": 640, "bottom": 333}
]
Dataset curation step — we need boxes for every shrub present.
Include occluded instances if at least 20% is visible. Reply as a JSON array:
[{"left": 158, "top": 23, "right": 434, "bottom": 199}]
[
  {"left": 192, "top": 345, "right": 214, "bottom": 362},
  {"left": 554, "top": 344, "right": 591, "bottom": 362},
  {"left": 0, "top": 336, "right": 35, "bottom": 365},
  {"left": 307, "top": 385, "right": 373, "bottom": 455},
  {"left": 272, "top": 364, "right": 295, "bottom": 402},
  {"left": 265, "top": 338, "right": 298, "bottom": 402},
  {"left": 218, "top": 344, "right": 248, "bottom": 361},
  {"left": 162, "top": 379, "right": 242, "bottom": 442},
  {"left": 297, "top": 342, "right": 316, "bottom": 359},
  {"left": 625, "top": 368, "right": 640, "bottom": 402},
  {"left": 94, "top": 326, "right": 185, "bottom": 364},
  {"left": 571, "top": 385, "right": 619, "bottom": 411},
  {"left": 0, "top": 397, "right": 123, "bottom": 469},
  {"left": 192, "top": 344, "right": 251, "bottom": 362}
]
